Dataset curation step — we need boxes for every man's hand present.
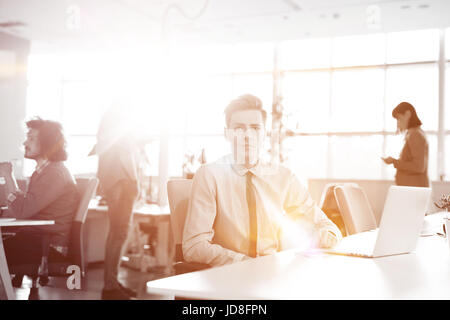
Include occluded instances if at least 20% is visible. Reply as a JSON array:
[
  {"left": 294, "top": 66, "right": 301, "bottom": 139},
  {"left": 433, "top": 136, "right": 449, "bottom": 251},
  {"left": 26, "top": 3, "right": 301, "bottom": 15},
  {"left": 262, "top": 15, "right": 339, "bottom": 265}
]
[
  {"left": 319, "top": 229, "right": 339, "bottom": 248},
  {"left": 6, "top": 189, "right": 24, "bottom": 205}
]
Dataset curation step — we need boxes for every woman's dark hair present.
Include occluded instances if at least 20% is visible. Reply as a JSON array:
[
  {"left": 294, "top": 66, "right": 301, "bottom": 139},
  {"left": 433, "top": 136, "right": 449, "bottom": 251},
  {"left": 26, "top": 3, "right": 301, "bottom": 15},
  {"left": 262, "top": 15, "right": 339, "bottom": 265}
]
[
  {"left": 392, "top": 102, "right": 422, "bottom": 128},
  {"left": 26, "top": 117, "right": 68, "bottom": 161}
]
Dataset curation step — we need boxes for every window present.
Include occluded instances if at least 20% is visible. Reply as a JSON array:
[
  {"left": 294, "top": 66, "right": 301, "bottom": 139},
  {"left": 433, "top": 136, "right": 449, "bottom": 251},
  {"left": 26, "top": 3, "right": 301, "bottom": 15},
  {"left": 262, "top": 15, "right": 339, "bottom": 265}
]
[
  {"left": 385, "top": 64, "right": 438, "bottom": 131},
  {"left": 185, "top": 75, "right": 233, "bottom": 135},
  {"left": 329, "top": 135, "right": 384, "bottom": 179},
  {"left": 231, "top": 42, "right": 274, "bottom": 73},
  {"left": 330, "top": 68, "right": 385, "bottom": 132},
  {"left": 232, "top": 74, "right": 273, "bottom": 112},
  {"left": 332, "top": 34, "right": 385, "bottom": 67},
  {"left": 279, "top": 38, "right": 331, "bottom": 70},
  {"left": 61, "top": 82, "right": 109, "bottom": 135},
  {"left": 386, "top": 29, "right": 439, "bottom": 63},
  {"left": 283, "top": 135, "right": 328, "bottom": 181},
  {"left": 281, "top": 72, "right": 330, "bottom": 133},
  {"left": 24, "top": 27, "right": 448, "bottom": 182},
  {"left": 65, "top": 136, "right": 98, "bottom": 174}
]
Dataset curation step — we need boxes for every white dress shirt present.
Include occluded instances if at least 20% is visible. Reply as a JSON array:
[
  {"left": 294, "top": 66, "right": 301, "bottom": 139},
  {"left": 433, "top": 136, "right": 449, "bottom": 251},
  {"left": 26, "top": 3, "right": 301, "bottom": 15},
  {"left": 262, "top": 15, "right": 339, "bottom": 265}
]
[{"left": 182, "top": 155, "right": 342, "bottom": 267}]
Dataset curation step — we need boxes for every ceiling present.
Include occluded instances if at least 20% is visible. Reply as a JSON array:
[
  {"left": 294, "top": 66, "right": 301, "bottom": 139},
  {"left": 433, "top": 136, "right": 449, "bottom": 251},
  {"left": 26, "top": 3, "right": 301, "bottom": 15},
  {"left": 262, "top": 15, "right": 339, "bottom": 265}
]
[{"left": 0, "top": 0, "right": 449, "bottom": 53}]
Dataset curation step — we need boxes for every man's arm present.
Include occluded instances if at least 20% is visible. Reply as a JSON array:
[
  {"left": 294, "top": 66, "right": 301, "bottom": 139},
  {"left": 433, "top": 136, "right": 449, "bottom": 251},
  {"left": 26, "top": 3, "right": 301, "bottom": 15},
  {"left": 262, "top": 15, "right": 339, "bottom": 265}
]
[
  {"left": 182, "top": 166, "right": 248, "bottom": 266},
  {"left": 283, "top": 173, "right": 342, "bottom": 248},
  {"left": 5, "top": 166, "right": 67, "bottom": 219}
]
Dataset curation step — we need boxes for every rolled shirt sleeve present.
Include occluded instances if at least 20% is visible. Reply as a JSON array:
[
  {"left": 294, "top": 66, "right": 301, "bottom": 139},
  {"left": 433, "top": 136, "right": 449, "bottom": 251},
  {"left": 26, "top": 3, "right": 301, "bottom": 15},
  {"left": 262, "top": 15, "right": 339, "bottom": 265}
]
[{"left": 283, "top": 173, "right": 342, "bottom": 248}]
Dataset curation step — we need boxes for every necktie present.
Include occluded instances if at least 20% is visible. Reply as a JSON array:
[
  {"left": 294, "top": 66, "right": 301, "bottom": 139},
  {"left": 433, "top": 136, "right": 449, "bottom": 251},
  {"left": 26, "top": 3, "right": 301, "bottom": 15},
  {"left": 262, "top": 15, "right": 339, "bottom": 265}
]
[{"left": 246, "top": 171, "right": 258, "bottom": 258}]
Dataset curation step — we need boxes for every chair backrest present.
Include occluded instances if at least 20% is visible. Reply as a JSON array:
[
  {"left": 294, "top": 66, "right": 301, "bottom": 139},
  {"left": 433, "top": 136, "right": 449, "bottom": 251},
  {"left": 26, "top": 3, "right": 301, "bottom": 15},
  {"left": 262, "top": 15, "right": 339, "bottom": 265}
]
[
  {"left": 69, "top": 177, "right": 99, "bottom": 275},
  {"left": 167, "top": 179, "right": 193, "bottom": 261},
  {"left": 334, "top": 184, "right": 377, "bottom": 235}
]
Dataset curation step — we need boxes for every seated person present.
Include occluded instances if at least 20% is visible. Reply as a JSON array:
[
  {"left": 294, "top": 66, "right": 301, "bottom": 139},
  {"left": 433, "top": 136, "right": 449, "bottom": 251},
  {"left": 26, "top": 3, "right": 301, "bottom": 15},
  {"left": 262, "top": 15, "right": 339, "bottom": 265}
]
[
  {"left": 1, "top": 118, "right": 79, "bottom": 273},
  {"left": 182, "top": 94, "right": 342, "bottom": 267}
]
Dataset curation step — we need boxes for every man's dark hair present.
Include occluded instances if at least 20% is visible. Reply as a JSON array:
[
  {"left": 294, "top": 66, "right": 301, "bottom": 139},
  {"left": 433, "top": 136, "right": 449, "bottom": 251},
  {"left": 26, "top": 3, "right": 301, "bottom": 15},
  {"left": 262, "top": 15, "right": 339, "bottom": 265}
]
[
  {"left": 224, "top": 94, "right": 267, "bottom": 127},
  {"left": 26, "top": 117, "right": 68, "bottom": 161},
  {"left": 392, "top": 102, "right": 423, "bottom": 128}
]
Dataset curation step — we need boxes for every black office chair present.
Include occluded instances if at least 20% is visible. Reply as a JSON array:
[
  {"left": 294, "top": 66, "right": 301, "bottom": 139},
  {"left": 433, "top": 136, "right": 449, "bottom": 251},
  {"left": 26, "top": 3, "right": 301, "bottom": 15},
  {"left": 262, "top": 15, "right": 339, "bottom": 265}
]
[
  {"left": 167, "top": 179, "right": 210, "bottom": 275},
  {"left": 9, "top": 177, "right": 98, "bottom": 299}
]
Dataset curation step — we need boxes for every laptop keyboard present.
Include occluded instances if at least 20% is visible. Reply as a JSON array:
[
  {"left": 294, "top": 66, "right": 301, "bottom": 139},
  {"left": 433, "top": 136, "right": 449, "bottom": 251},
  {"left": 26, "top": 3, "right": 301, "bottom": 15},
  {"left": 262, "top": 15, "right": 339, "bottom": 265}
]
[{"left": 331, "top": 229, "right": 379, "bottom": 257}]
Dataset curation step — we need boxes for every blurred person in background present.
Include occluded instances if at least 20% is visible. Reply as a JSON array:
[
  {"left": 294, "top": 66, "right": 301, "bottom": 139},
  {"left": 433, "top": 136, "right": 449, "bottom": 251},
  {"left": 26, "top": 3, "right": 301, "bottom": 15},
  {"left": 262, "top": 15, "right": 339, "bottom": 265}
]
[
  {"left": 90, "top": 101, "right": 140, "bottom": 300},
  {"left": 382, "top": 102, "right": 429, "bottom": 187}
]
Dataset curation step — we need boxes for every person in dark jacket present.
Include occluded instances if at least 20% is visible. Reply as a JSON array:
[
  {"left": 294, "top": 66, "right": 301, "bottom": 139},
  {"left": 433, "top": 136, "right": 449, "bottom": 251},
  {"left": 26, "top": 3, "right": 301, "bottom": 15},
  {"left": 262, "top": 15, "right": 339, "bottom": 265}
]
[
  {"left": 382, "top": 102, "right": 429, "bottom": 187},
  {"left": 2, "top": 118, "right": 79, "bottom": 280}
]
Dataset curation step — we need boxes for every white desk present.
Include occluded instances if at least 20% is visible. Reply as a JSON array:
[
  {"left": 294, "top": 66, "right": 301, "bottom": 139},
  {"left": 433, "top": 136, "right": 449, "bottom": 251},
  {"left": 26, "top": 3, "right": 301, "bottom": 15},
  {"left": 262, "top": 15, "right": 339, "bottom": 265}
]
[
  {"left": 0, "top": 219, "right": 55, "bottom": 300},
  {"left": 146, "top": 235, "right": 450, "bottom": 300}
]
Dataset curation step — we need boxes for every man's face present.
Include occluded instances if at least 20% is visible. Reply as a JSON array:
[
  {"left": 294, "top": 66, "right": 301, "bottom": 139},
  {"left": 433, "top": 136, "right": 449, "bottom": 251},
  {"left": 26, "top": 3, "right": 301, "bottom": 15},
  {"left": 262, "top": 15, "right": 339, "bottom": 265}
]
[
  {"left": 23, "top": 128, "right": 41, "bottom": 160},
  {"left": 226, "top": 109, "right": 265, "bottom": 167}
]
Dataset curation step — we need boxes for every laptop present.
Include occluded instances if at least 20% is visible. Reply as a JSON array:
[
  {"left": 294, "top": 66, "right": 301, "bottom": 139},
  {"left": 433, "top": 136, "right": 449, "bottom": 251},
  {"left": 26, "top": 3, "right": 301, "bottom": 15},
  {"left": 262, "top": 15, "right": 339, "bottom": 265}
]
[{"left": 325, "top": 186, "right": 432, "bottom": 258}]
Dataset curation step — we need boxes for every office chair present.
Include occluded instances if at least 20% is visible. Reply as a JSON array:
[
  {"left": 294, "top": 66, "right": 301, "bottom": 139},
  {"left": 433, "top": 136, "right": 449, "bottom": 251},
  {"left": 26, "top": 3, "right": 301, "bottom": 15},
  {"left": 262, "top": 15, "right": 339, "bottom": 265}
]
[
  {"left": 319, "top": 183, "right": 359, "bottom": 237},
  {"left": 167, "top": 179, "right": 210, "bottom": 275},
  {"left": 10, "top": 177, "right": 98, "bottom": 300},
  {"left": 333, "top": 184, "right": 377, "bottom": 236}
]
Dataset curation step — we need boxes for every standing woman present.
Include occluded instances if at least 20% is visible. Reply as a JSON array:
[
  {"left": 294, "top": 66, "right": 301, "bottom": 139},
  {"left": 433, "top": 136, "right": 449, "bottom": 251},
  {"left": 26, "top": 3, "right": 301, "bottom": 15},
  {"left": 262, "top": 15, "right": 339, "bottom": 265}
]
[{"left": 382, "top": 102, "right": 429, "bottom": 187}]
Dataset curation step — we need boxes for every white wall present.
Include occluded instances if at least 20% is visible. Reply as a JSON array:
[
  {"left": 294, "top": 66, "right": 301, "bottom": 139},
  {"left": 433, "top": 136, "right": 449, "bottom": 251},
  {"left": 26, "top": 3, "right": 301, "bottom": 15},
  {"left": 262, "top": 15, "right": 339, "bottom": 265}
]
[{"left": 0, "top": 32, "right": 30, "bottom": 178}]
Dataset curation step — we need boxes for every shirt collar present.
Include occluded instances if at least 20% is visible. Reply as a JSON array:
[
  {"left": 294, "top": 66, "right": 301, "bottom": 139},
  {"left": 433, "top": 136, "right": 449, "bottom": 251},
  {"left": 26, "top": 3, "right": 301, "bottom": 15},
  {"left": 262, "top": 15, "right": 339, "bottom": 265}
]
[
  {"left": 35, "top": 159, "right": 50, "bottom": 175},
  {"left": 219, "top": 154, "right": 277, "bottom": 178}
]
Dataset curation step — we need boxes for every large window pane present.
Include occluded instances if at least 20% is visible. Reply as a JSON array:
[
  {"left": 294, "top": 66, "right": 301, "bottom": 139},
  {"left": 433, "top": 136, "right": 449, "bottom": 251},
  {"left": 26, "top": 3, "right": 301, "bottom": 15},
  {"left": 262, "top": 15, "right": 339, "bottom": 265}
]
[
  {"left": 428, "top": 134, "right": 438, "bottom": 181},
  {"left": 330, "top": 135, "right": 383, "bottom": 179},
  {"left": 169, "top": 44, "right": 234, "bottom": 75},
  {"left": 332, "top": 33, "right": 385, "bottom": 67},
  {"left": 282, "top": 135, "right": 328, "bottom": 182},
  {"left": 168, "top": 136, "right": 229, "bottom": 177},
  {"left": 143, "top": 140, "right": 160, "bottom": 177},
  {"left": 330, "top": 69, "right": 385, "bottom": 132},
  {"left": 168, "top": 137, "right": 185, "bottom": 177},
  {"left": 232, "top": 74, "right": 273, "bottom": 113},
  {"left": 185, "top": 136, "right": 230, "bottom": 164},
  {"left": 65, "top": 136, "right": 98, "bottom": 174},
  {"left": 279, "top": 38, "right": 331, "bottom": 70},
  {"left": 384, "top": 134, "right": 404, "bottom": 179},
  {"left": 385, "top": 64, "right": 438, "bottom": 131},
  {"left": 27, "top": 54, "right": 63, "bottom": 82},
  {"left": 282, "top": 72, "right": 330, "bottom": 133},
  {"left": 386, "top": 29, "right": 439, "bottom": 63},
  {"left": 26, "top": 82, "right": 62, "bottom": 121},
  {"left": 232, "top": 42, "right": 274, "bottom": 73},
  {"left": 62, "top": 82, "right": 110, "bottom": 135},
  {"left": 185, "top": 75, "right": 233, "bottom": 135}
]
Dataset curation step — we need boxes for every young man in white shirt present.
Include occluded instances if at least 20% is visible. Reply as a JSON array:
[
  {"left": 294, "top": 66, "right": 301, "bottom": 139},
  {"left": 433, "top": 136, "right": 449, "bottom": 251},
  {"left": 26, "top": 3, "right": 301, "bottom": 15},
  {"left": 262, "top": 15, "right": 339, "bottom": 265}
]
[{"left": 182, "top": 94, "right": 342, "bottom": 267}]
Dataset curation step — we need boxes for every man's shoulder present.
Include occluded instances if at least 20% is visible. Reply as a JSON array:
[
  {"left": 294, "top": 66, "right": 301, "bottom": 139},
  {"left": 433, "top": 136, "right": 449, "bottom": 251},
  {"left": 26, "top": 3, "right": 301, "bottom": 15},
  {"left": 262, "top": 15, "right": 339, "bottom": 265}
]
[{"left": 43, "top": 162, "right": 75, "bottom": 183}]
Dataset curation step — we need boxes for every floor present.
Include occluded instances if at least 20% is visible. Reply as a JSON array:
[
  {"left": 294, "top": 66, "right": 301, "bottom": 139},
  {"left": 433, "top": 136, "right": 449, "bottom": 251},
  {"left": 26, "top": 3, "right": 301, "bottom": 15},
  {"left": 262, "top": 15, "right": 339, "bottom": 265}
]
[{"left": 13, "top": 262, "right": 173, "bottom": 300}]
